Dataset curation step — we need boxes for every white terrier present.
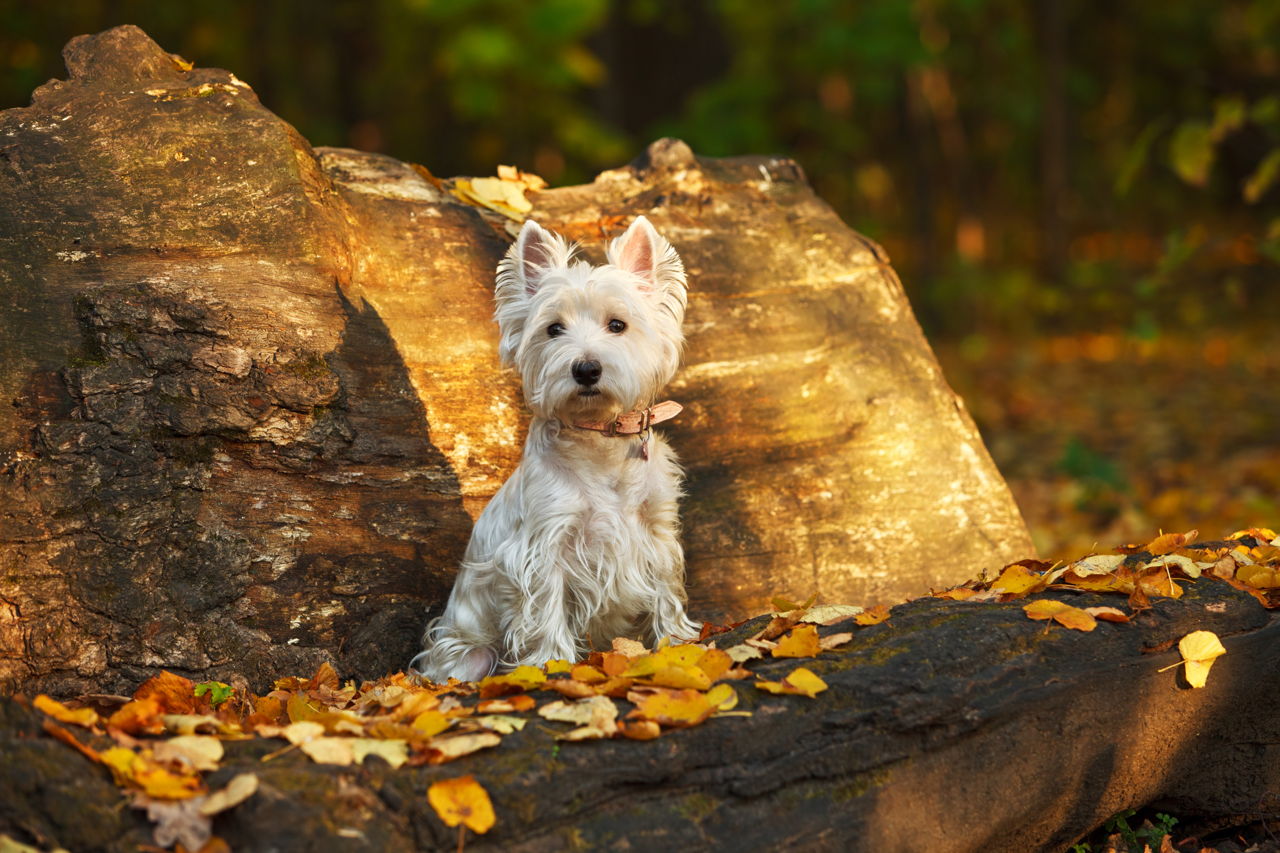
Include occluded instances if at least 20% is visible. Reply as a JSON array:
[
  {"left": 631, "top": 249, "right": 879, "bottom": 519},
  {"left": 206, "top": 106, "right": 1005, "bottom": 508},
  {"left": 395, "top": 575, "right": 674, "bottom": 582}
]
[{"left": 410, "top": 216, "right": 701, "bottom": 682}]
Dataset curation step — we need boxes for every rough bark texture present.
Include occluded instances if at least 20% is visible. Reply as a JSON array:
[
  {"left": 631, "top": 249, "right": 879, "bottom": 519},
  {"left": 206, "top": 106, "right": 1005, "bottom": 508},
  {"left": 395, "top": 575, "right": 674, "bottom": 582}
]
[
  {"left": 0, "top": 25, "right": 1031, "bottom": 696},
  {"left": 2, "top": 584, "right": 1277, "bottom": 852}
]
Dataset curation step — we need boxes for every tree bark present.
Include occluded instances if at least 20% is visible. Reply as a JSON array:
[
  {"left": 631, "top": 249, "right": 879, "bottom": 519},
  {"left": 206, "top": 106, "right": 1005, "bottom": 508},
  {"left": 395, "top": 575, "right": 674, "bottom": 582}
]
[
  {"left": 0, "top": 26, "right": 1031, "bottom": 696},
  {"left": 1, "top": 583, "right": 1276, "bottom": 852}
]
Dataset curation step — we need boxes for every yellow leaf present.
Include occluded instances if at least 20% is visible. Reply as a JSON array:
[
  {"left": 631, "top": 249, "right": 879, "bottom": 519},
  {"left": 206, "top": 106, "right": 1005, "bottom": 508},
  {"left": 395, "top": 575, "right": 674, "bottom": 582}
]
[
  {"left": 1238, "top": 564, "right": 1280, "bottom": 588},
  {"left": 991, "top": 564, "right": 1044, "bottom": 596},
  {"left": 754, "top": 667, "right": 828, "bottom": 698},
  {"left": 646, "top": 666, "right": 711, "bottom": 690},
  {"left": 351, "top": 738, "right": 409, "bottom": 769},
  {"left": 99, "top": 747, "right": 203, "bottom": 800},
  {"left": 33, "top": 695, "right": 99, "bottom": 728},
  {"left": 705, "top": 683, "right": 738, "bottom": 711},
  {"left": 772, "top": 624, "right": 821, "bottom": 658},
  {"left": 569, "top": 664, "right": 607, "bottom": 684},
  {"left": 544, "top": 659, "right": 573, "bottom": 674},
  {"left": 1021, "top": 599, "right": 1097, "bottom": 632},
  {"left": 626, "top": 688, "right": 714, "bottom": 727},
  {"left": 478, "top": 665, "right": 546, "bottom": 697},
  {"left": 696, "top": 648, "right": 734, "bottom": 682},
  {"left": 1166, "top": 630, "right": 1227, "bottom": 688},
  {"left": 427, "top": 775, "right": 496, "bottom": 834},
  {"left": 411, "top": 710, "right": 451, "bottom": 738},
  {"left": 933, "top": 588, "right": 977, "bottom": 601}
]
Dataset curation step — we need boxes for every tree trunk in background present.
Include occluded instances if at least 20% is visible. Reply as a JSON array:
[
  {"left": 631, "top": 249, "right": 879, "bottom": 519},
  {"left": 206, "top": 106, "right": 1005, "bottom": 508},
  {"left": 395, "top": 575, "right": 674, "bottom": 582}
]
[{"left": 0, "top": 26, "right": 1032, "bottom": 696}]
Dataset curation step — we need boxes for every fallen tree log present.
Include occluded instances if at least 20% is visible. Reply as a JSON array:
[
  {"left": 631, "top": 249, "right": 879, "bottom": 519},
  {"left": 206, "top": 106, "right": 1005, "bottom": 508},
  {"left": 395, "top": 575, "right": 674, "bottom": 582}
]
[
  {"left": 1, "top": 580, "right": 1276, "bottom": 852},
  {"left": 0, "top": 25, "right": 1031, "bottom": 695}
]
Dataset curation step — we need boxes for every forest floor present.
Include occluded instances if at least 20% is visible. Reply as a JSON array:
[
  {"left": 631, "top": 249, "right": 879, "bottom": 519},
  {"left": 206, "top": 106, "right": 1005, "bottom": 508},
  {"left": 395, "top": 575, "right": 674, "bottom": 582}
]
[{"left": 938, "top": 330, "right": 1280, "bottom": 561}]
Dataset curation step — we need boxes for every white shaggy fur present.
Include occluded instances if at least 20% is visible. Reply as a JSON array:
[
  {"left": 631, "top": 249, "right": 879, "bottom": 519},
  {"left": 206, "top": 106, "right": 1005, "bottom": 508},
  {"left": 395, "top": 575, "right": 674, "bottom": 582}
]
[{"left": 410, "top": 216, "right": 700, "bottom": 683}]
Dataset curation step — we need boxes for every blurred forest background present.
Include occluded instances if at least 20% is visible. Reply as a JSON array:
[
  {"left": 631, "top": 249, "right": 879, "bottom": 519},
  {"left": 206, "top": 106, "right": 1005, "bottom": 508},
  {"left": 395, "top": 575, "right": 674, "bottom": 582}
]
[{"left": 3, "top": 0, "right": 1279, "bottom": 560}]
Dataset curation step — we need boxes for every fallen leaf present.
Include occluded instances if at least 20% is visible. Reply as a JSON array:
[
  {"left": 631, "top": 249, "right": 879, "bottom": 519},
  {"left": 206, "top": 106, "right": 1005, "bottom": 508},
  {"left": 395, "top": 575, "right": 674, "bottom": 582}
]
[
  {"left": 754, "top": 667, "right": 828, "bottom": 698},
  {"left": 798, "top": 604, "right": 864, "bottom": 624},
  {"left": 772, "top": 624, "right": 821, "bottom": 658},
  {"left": 473, "top": 714, "right": 527, "bottom": 735},
  {"left": 298, "top": 737, "right": 355, "bottom": 765},
  {"left": 705, "top": 683, "right": 738, "bottom": 711},
  {"left": 854, "top": 605, "right": 891, "bottom": 626},
  {"left": 611, "top": 638, "right": 647, "bottom": 657},
  {"left": 199, "top": 773, "right": 259, "bottom": 816},
  {"left": 151, "top": 735, "right": 223, "bottom": 772},
  {"left": 1083, "top": 606, "right": 1130, "bottom": 623},
  {"left": 724, "top": 644, "right": 763, "bottom": 663},
  {"left": 134, "top": 671, "right": 197, "bottom": 715},
  {"left": 1022, "top": 599, "right": 1098, "bottom": 632},
  {"left": 108, "top": 698, "right": 165, "bottom": 735},
  {"left": 351, "top": 738, "right": 409, "bottom": 769},
  {"left": 410, "top": 710, "right": 451, "bottom": 738},
  {"left": 100, "top": 747, "right": 204, "bottom": 799},
  {"left": 427, "top": 775, "right": 496, "bottom": 834},
  {"left": 476, "top": 695, "right": 535, "bottom": 714},
  {"left": 933, "top": 587, "right": 978, "bottom": 601},
  {"left": 617, "top": 720, "right": 661, "bottom": 740},
  {"left": 990, "top": 563, "right": 1045, "bottom": 596},
  {"left": 1145, "top": 529, "right": 1198, "bottom": 556},
  {"left": 424, "top": 732, "right": 501, "bottom": 762},
  {"left": 544, "top": 659, "right": 573, "bottom": 674},
  {"left": 626, "top": 688, "right": 715, "bottom": 727},
  {"left": 478, "top": 666, "right": 546, "bottom": 697},
  {"left": 33, "top": 695, "right": 99, "bottom": 729},
  {"left": 1069, "top": 554, "right": 1127, "bottom": 576},
  {"left": 819, "top": 632, "right": 854, "bottom": 650},
  {"left": 1237, "top": 564, "right": 1280, "bottom": 588},
  {"left": 1158, "top": 630, "right": 1226, "bottom": 688}
]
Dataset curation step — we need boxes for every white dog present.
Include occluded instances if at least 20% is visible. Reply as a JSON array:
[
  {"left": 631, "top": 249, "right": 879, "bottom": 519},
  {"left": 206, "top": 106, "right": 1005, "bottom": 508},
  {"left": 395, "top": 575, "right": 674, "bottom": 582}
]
[{"left": 410, "top": 216, "right": 701, "bottom": 682}]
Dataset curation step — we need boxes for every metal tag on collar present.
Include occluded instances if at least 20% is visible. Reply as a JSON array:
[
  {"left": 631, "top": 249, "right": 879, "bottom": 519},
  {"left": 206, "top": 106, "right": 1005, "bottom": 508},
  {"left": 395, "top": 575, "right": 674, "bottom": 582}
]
[{"left": 639, "top": 431, "right": 650, "bottom": 461}]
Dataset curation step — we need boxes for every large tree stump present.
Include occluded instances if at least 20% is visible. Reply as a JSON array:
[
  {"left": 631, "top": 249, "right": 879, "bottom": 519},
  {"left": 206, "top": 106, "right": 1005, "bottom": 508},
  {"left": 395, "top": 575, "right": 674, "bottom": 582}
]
[{"left": 0, "top": 26, "right": 1031, "bottom": 696}]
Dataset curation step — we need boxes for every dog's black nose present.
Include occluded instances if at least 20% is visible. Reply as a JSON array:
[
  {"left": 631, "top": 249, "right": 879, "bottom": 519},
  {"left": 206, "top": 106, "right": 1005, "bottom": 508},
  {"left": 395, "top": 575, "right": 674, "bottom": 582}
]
[{"left": 572, "top": 360, "right": 602, "bottom": 386}]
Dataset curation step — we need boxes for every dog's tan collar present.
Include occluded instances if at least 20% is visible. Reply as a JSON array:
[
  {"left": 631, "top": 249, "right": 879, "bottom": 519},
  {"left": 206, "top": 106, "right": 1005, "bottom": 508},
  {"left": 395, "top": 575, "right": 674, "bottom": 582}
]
[{"left": 571, "top": 401, "right": 683, "bottom": 438}]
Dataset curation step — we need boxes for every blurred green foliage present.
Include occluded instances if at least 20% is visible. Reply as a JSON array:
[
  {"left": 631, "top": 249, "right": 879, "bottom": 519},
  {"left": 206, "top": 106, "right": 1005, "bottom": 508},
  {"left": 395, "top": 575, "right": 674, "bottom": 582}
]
[{"left": 2, "top": 0, "right": 1278, "bottom": 338}]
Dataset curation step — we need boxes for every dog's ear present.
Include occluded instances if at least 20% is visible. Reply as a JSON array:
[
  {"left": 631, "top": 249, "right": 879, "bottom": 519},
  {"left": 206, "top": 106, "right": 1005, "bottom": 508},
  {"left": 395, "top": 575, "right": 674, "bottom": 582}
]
[
  {"left": 608, "top": 216, "right": 661, "bottom": 290},
  {"left": 514, "top": 219, "right": 555, "bottom": 295}
]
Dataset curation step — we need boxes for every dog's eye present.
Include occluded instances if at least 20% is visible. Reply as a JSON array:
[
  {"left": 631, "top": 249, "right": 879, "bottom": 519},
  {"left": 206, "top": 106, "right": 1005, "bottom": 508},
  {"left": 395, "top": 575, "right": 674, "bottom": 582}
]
[
  {"left": 547, "top": 322, "right": 566, "bottom": 338},
  {"left": 607, "top": 319, "right": 627, "bottom": 334}
]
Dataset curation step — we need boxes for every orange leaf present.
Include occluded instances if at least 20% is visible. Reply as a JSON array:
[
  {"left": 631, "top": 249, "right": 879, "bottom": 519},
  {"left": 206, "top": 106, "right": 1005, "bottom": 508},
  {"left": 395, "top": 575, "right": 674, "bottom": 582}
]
[
  {"left": 600, "top": 652, "right": 630, "bottom": 677},
  {"left": 1022, "top": 599, "right": 1097, "bottom": 632},
  {"left": 933, "top": 587, "right": 977, "bottom": 601},
  {"left": 134, "top": 671, "right": 197, "bottom": 714},
  {"left": 854, "top": 605, "right": 891, "bottom": 626},
  {"left": 646, "top": 666, "right": 711, "bottom": 690},
  {"left": 617, "top": 720, "right": 661, "bottom": 740},
  {"left": 1145, "top": 529, "right": 1198, "bottom": 556},
  {"left": 771, "top": 624, "right": 821, "bottom": 658},
  {"left": 107, "top": 698, "right": 165, "bottom": 735},
  {"left": 427, "top": 775, "right": 496, "bottom": 834}
]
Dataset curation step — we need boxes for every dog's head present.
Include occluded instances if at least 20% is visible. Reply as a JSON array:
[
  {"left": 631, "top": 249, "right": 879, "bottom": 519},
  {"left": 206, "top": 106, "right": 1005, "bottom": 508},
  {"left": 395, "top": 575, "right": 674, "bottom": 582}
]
[{"left": 493, "top": 216, "right": 687, "bottom": 421}]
